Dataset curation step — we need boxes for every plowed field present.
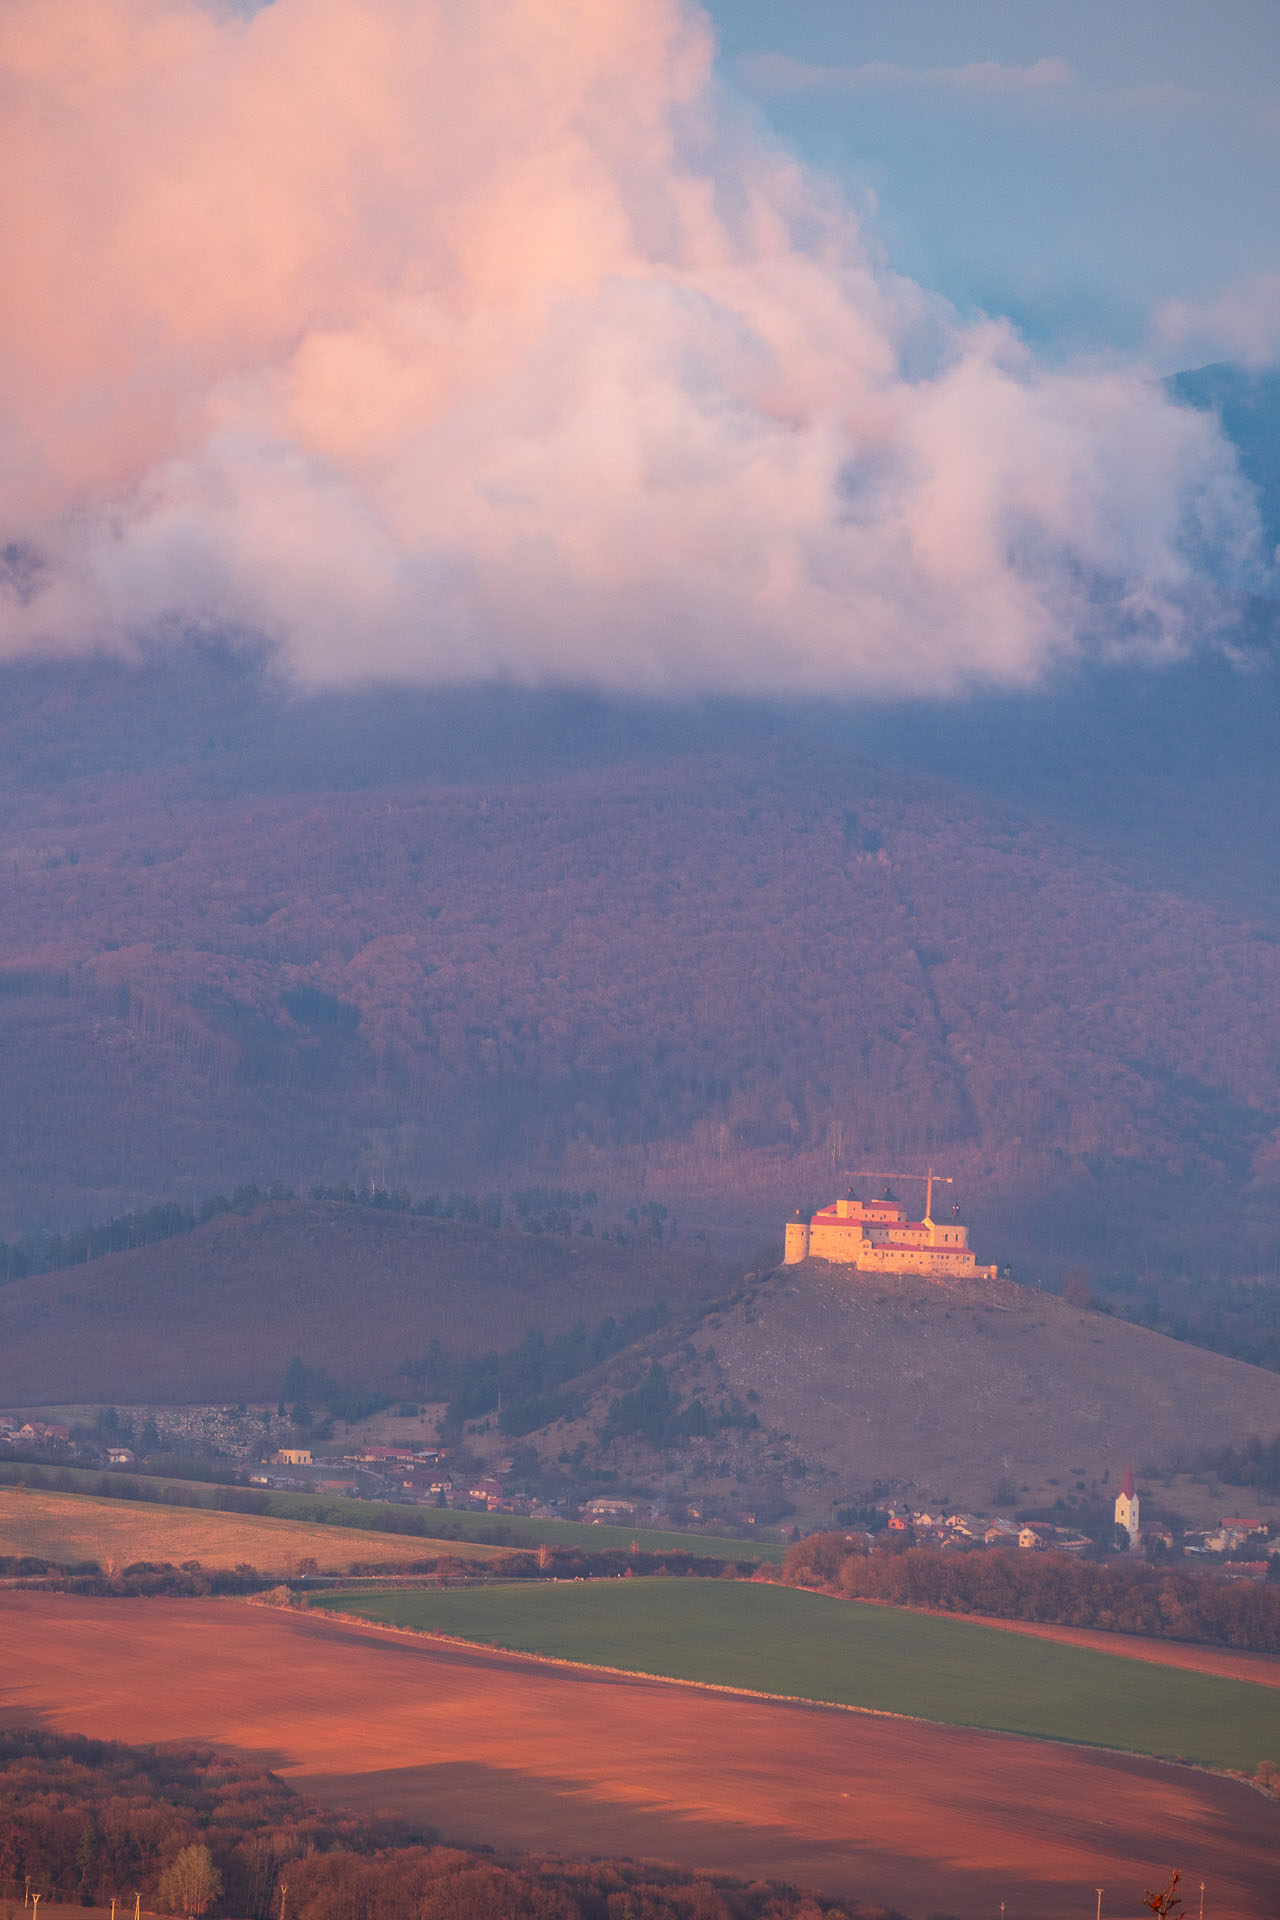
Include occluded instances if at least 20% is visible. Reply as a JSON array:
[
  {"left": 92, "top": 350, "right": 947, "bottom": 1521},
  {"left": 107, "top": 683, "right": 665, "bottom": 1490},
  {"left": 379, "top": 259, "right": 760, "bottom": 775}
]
[{"left": 1, "top": 1594, "right": 1277, "bottom": 1919}]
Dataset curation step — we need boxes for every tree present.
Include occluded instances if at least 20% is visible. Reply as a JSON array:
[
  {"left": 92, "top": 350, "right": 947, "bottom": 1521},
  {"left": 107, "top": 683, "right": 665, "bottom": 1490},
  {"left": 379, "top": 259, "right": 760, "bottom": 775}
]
[
  {"left": 158, "top": 1844, "right": 222, "bottom": 1918},
  {"left": 1064, "top": 1268, "right": 1094, "bottom": 1311},
  {"left": 1144, "top": 1870, "right": 1183, "bottom": 1917}
]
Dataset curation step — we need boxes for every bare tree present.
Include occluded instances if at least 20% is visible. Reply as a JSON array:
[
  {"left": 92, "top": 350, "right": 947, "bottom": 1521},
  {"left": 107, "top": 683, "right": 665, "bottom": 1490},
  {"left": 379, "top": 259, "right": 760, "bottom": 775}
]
[
  {"left": 157, "top": 1846, "right": 222, "bottom": 1919},
  {"left": 1144, "top": 1870, "right": 1183, "bottom": 1917}
]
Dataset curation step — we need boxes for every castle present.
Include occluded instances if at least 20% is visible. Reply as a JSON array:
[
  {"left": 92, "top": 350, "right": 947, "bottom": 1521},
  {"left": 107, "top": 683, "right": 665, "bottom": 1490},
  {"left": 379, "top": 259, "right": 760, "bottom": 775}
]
[{"left": 783, "top": 1170, "right": 997, "bottom": 1281}]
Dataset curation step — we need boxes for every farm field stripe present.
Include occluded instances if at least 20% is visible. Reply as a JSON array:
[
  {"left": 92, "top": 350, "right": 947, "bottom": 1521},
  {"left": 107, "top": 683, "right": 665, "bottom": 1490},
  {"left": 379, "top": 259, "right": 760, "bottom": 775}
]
[
  {"left": 295, "top": 1600, "right": 943, "bottom": 1724},
  {"left": 0, "top": 1486, "right": 502, "bottom": 1569},
  {"left": 309, "top": 1578, "right": 1280, "bottom": 1773},
  {"left": 0, "top": 1461, "right": 775, "bottom": 1560},
  {"left": 8, "top": 1592, "right": 1279, "bottom": 1920}
]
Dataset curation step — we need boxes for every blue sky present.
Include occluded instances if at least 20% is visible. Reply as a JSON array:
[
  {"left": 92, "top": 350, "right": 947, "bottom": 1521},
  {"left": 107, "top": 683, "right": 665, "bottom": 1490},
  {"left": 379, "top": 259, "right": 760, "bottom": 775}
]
[{"left": 708, "top": 0, "right": 1280, "bottom": 365}]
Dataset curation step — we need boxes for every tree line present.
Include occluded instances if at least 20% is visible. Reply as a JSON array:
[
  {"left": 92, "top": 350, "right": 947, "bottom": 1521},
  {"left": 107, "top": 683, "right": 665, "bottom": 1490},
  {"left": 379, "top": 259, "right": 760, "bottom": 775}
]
[
  {"left": 0, "top": 1180, "right": 605, "bottom": 1290},
  {"left": 400, "top": 1305, "right": 671, "bottom": 1437},
  {"left": 774, "top": 1535, "right": 1280, "bottom": 1653},
  {"left": 1201, "top": 1432, "right": 1280, "bottom": 1491},
  {"left": 0, "top": 1728, "right": 892, "bottom": 1920},
  {"left": 0, "top": 1185, "right": 292, "bottom": 1284}
]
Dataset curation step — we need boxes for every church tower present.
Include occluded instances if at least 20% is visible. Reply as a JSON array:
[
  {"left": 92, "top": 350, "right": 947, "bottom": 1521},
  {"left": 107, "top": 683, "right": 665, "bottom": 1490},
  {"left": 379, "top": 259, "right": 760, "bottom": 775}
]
[{"left": 1114, "top": 1462, "right": 1139, "bottom": 1543}]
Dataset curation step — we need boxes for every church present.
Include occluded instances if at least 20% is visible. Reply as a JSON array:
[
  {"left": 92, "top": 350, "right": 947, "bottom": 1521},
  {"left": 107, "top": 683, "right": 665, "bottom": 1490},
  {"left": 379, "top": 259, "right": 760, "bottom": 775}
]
[
  {"left": 1114, "top": 1463, "right": 1139, "bottom": 1542},
  {"left": 783, "top": 1171, "right": 997, "bottom": 1280}
]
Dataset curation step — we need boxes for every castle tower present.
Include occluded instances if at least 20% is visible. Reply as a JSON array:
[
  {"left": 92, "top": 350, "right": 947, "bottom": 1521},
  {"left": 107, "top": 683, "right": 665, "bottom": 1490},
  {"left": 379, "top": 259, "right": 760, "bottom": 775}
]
[
  {"left": 1114, "top": 1462, "right": 1139, "bottom": 1542},
  {"left": 783, "top": 1210, "right": 811, "bottom": 1265}
]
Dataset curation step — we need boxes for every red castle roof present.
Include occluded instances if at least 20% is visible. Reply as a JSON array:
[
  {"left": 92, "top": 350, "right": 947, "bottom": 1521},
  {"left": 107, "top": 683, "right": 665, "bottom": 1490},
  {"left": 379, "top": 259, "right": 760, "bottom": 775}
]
[{"left": 1122, "top": 1462, "right": 1135, "bottom": 1499}]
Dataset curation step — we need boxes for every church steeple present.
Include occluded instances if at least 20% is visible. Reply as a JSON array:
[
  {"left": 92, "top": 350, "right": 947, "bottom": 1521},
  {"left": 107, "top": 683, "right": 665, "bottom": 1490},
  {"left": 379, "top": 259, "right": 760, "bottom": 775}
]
[{"left": 1115, "top": 1462, "right": 1139, "bottom": 1543}]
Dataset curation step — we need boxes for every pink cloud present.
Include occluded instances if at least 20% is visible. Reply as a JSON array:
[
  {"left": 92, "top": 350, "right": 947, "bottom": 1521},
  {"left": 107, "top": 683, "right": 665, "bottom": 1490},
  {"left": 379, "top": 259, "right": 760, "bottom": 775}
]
[
  {"left": 0, "top": 0, "right": 1258, "bottom": 695},
  {"left": 1156, "top": 272, "right": 1280, "bottom": 370}
]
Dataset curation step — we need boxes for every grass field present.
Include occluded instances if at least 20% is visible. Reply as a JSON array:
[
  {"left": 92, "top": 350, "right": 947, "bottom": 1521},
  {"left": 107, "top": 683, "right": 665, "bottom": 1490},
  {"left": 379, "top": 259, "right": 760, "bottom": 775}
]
[
  {"left": 0, "top": 1459, "right": 778, "bottom": 1560},
  {"left": 313, "top": 1577, "right": 1280, "bottom": 1773},
  {"left": 0, "top": 1487, "right": 503, "bottom": 1572}
]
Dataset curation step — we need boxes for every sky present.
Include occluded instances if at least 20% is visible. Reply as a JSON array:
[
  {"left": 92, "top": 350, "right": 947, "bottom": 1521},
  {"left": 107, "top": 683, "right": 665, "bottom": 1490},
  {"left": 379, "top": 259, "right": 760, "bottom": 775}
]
[
  {"left": 712, "top": 0, "right": 1280, "bottom": 364},
  {"left": 0, "top": 0, "right": 1274, "bottom": 699}
]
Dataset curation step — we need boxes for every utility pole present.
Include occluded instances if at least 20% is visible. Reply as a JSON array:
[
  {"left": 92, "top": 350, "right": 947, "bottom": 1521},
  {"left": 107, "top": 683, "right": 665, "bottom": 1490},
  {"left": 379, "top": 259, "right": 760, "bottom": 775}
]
[
  {"left": 135, "top": 1891, "right": 141, "bottom": 1920},
  {"left": 31, "top": 1894, "right": 40, "bottom": 1920},
  {"left": 1096, "top": 1890, "right": 1103, "bottom": 1920},
  {"left": 111, "top": 1898, "right": 117, "bottom": 1920},
  {"left": 279, "top": 1881, "right": 288, "bottom": 1920},
  {"left": 23, "top": 1875, "right": 29, "bottom": 1908},
  {"left": 1199, "top": 1883, "right": 1205, "bottom": 1920}
]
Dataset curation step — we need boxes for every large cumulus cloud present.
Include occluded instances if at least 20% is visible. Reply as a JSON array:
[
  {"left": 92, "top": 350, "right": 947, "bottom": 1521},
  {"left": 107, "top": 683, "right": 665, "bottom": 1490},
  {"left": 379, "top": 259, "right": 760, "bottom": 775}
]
[{"left": 0, "top": 0, "right": 1260, "bottom": 693}]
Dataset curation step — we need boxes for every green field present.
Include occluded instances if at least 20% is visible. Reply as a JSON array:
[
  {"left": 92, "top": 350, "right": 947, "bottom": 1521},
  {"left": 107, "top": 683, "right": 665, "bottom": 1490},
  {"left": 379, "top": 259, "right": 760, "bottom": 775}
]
[
  {"left": 0, "top": 1460, "right": 778, "bottom": 1561},
  {"left": 312, "top": 1577, "right": 1280, "bottom": 1773}
]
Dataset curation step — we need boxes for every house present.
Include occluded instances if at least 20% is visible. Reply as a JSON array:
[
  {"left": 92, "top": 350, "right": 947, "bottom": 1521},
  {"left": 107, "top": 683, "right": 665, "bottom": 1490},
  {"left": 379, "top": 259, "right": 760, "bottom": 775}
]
[
  {"left": 584, "top": 1496, "right": 639, "bottom": 1519},
  {"left": 944, "top": 1513, "right": 984, "bottom": 1537},
  {"left": 106, "top": 1446, "right": 136, "bottom": 1466},
  {"left": 18, "top": 1421, "right": 71, "bottom": 1445},
  {"left": 1220, "top": 1517, "right": 1267, "bottom": 1545},
  {"left": 274, "top": 1446, "right": 313, "bottom": 1467}
]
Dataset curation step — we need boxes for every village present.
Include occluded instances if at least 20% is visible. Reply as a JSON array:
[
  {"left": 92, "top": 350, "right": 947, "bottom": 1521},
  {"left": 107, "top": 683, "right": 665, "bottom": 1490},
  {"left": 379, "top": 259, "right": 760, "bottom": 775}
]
[{"left": 4, "top": 1410, "right": 1277, "bottom": 1575}]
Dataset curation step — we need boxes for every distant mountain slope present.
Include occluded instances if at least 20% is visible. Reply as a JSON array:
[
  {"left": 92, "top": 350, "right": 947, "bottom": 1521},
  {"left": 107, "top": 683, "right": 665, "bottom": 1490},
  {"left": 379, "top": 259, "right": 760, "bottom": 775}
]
[
  {"left": 0, "top": 1200, "right": 724, "bottom": 1403},
  {"left": 2, "top": 733, "right": 1280, "bottom": 1274},
  {"left": 532, "top": 1262, "right": 1280, "bottom": 1517}
]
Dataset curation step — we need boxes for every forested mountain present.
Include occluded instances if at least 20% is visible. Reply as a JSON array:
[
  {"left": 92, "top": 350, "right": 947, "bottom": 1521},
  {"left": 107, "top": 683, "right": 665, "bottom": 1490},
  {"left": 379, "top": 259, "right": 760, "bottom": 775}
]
[{"left": 4, "top": 645, "right": 1280, "bottom": 1279}]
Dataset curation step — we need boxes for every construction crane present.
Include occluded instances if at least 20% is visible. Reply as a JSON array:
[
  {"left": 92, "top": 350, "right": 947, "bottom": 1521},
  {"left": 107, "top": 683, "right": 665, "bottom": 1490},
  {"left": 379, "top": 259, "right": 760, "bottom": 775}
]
[{"left": 843, "top": 1168, "right": 953, "bottom": 1222}]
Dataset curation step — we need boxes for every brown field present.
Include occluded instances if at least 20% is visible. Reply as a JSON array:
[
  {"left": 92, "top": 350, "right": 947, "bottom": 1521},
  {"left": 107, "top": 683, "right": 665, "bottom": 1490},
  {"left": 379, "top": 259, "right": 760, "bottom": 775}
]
[
  {"left": 0, "top": 1488, "right": 499, "bottom": 1572},
  {"left": 2, "top": 1594, "right": 1277, "bottom": 1920},
  {"left": 944, "top": 1606, "right": 1280, "bottom": 1687}
]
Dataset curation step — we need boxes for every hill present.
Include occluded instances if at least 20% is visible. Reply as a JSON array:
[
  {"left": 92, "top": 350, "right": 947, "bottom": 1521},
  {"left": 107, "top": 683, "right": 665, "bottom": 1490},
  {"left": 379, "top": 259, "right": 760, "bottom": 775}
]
[
  {"left": 0, "top": 1198, "right": 726, "bottom": 1403},
  {"left": 513, "top": 1261, "right": 1280, "bottom": 1520}
]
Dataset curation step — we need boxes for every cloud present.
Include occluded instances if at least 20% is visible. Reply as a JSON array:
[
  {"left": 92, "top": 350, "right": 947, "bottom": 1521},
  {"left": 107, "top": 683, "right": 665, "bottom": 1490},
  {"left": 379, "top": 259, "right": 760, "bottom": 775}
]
[
  {"left": 739, "top": 53, "right": 1075, "bottom": 98},
  {"left": 0, "top": 0, "right": 1261, "bottom": 696},
  {"left": 1155, "top": 272, "right": 1280, "bottom": 370}
]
